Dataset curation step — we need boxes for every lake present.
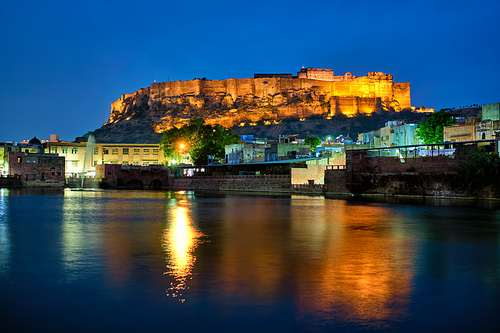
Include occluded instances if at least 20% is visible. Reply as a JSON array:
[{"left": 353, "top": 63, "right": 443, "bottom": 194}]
[{"left": 0, "top": 188, "right": 499, "bottom": 332}]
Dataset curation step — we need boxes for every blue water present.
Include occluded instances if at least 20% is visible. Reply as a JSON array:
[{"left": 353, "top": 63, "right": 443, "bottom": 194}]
[{"left": 0, "top": 188, "right": 499, "bottom": 332}]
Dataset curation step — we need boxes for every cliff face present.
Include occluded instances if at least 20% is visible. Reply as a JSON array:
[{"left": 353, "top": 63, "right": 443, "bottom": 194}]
[{"left": 95, "top": 72, "right": 411, "bottom": 143}]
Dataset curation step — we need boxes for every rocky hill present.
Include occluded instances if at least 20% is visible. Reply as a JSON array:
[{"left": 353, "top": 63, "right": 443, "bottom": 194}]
[{"left": 92, "top": 71, "right": 420, "bottom": 143}]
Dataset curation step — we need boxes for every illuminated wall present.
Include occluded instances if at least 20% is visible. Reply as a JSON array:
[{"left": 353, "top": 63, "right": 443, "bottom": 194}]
[{"left": 107, "top": 70, "right": 412, "bottom": 131}]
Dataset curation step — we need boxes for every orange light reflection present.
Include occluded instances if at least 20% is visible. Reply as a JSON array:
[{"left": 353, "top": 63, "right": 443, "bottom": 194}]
[{"left": 162, "top": 199, "right": 202, "bottom": 302}]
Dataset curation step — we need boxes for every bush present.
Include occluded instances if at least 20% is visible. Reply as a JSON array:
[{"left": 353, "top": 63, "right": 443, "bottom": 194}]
[{"left": 455, "top": 152, "right": 500, "bottom": 198}]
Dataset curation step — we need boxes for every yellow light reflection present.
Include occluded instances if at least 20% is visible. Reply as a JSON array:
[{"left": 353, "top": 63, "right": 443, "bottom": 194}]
[{"left": 163, "top": 199, "right": 203, "bottom": 302}]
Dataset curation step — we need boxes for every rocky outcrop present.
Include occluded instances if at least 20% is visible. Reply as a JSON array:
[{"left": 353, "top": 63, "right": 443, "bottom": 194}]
[{"left": 94, "top": 72, "right": 412, "bottom": 143}]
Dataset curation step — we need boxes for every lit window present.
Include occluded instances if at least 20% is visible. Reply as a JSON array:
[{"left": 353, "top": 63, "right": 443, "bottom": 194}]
[
  {"left": 143, "top": 149, "right": 149, "bottom": 155},
  {"left": 17, "top": 157, "right": 22, "bottom": 163},
  {"left": 153, "top": 148, "right": 158, "bottom": 155},
  {"left": 94, "top": 148, "right": 98, "bottom": 155},
  {"left": 71, "top": 161, "right": 78, "bottom": 167},
  {"left": 112, "top": 148, "right": 118, "bottom": 155},
  {"left": 51, "top": 147, "right": 57, "bottom": 153},
  {"left": 134, "top": 148, "right": 140, "bottom": 155}
]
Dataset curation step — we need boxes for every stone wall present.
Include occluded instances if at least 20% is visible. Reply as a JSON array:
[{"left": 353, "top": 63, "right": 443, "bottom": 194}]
[
  {"left": 324, "top": 168, "right": 350, "bottom": 193},
  {"left": 170, "top": 174, "right": 291, "bottom": 191},
  {"left": 291, "top": 164, "right": 327, "bottom": 184},
  {"left": 107, "top": 71, "right": 411, "bottom": 131}
]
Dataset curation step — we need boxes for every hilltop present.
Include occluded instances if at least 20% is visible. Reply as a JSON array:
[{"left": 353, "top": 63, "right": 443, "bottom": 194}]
[{"left": 92, "top": 69, "right": 420, "bottom": 143}]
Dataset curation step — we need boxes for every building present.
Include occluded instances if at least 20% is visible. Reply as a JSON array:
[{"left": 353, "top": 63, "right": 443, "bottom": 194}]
[
  {"left": 225, "top": 142, "right": 267, "bottom": 164},
  {"left": 444, "top": 117, "right": 478, "bottom": 142},
  {"left": 481, "top": 102, "right": 500, "bottom": 121},
  {"left": 265, "top": 142, "right": 311, "bottom": 161},
  {"left": 8, "top": 149, "right": 65, "bottom": 187},
  {"left": 476, "top": 120, "right": 500, "bottom": 140},
  {"left": 296, "top": 68, "right": 358, "bottom": 82},
  {"left": 45, "top": 139, "right": 166, "bottom": 177},
  {"left": 0, "top": 137, "right": 46, "bottom": 175},
  {"left": 380, "top": 121, "right": 404, "bottom": 147},
  {"left": 393, "top": 123, "right": 421, "bottom": 146}
]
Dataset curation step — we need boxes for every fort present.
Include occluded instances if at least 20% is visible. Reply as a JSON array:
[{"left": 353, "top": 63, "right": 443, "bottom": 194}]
[{"left": 102, "top": 68, "right": 412, "bottom": 141}]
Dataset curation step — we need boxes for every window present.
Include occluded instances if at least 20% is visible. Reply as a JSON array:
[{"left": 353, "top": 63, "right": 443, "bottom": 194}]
[
  {"left": 103, "top": 148, "right": 109, "bottom": 154},
  {"left": 134, "top": 148, "right": 140, "bottom": 155},
  {"left": 94, "top": 148, "right": 98, "bottom": 155},
  {"left": 112, "top": 148, "right": 118, "bottom": 155},
  {"left": 123, "top": 148, "right": 129, "bottom": 155},
  {"left": 71, "top": 148, "right": 78, "bottom": 154},
  {"left": 61, "top": 148, "right": 68, "bottom": 154},
  {"left": 71, "top": 161, "right": 78, "bottom": 167},
  {"left": 17, "top": 157, "right": 22, "bottom": 163},
  {"left": 51, "top": 147, "right": 57, "bottom": 153},
  {"left": 143, "top": 149, "right": 150, "bottom": 155},
  {"left": 153, "top": 148, "right": 159, "bottom": 155}
]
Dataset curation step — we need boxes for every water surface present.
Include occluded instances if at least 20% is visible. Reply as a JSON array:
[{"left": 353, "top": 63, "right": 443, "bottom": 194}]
[{"left": 0, "top": 188, "right": 499, "bottom": 332}]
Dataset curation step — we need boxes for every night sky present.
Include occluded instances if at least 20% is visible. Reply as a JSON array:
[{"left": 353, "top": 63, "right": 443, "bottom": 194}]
[{"left": 1, "top": 0, "right": 499, "bottom": 142}]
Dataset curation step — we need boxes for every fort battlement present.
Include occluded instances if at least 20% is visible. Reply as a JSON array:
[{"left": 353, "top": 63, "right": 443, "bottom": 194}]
[{"left": 106, "top": 68, "right": 411, "bottom": 132}]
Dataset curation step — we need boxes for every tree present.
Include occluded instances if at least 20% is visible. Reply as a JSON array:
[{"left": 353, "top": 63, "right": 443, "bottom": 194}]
[
  {"left": 416, "top": 110, "right": 455, "bottom": 144},
  {"left": 304, "top": 136, "right": 321, "bottom": 152},
  {"left": 455, "top": 150, "right": 500, "bottom": 198},
  {"left": 160, "top": 118, "right": 239, "bottom": 166}
]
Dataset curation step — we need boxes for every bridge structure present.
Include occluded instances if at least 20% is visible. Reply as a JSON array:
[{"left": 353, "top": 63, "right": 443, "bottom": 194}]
[{"left": 96, "top": 164, "right": 170, "bottom": 189}]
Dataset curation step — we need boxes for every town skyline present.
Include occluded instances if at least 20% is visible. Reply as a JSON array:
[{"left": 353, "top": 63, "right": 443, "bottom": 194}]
[{"left": 1, "top": 0, "right": 499, "bottom": 142}]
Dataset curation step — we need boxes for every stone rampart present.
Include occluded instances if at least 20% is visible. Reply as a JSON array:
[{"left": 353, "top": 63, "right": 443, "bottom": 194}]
[{"left": 107, "top": 71, "right": 411, "bottom": 131}]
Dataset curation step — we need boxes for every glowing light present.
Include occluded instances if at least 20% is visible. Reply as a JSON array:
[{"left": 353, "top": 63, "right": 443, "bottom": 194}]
[{"left": 162, "top": 200, "right": 203, "bottom": 301}]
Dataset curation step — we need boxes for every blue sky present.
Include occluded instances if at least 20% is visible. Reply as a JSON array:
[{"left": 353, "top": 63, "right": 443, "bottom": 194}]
[{"left": 1, "top": 0, "right": 499, "bottom": 142}]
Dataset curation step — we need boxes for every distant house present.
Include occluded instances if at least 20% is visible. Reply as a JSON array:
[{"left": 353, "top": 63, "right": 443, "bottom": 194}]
[
  {"left": 380, "top": 120, "right": 404, "bottom": 147},
  {"left": 0, "top": 137, "right": 46, "bottom": 175},
  {"left": 480, "top": 102, "right": 499, "bottom": 121},
  {"left": 8, "top": 149, "right": 65, "bottom": 187},
  {"left": 225, "top": 142, "right": 267, "bottom": 164},
  {"left": 393, "top": 123, "right": 421, "bottom": 146},
  {"left": 45, "top": 138, "right": 165, "bottom": 177},
  {"left": 265, "top": 142, "right": 311, "bottom": 161},
  {"left": 444, "top": 117, "right": 478, "bottom": 142}
]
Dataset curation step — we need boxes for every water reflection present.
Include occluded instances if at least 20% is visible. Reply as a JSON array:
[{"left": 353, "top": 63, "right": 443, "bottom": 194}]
[
  {"left": 163, "top": 195, "right": 203, "bottom": 302},
  {"left": 61, "top": 190, "right": 103, "bottom": 281},
  {"left": 0, "top": 189, "right": 10, "bottom": 277},
  {"left": 293, "top": 201, "right": 417, "bottom": 329}
]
